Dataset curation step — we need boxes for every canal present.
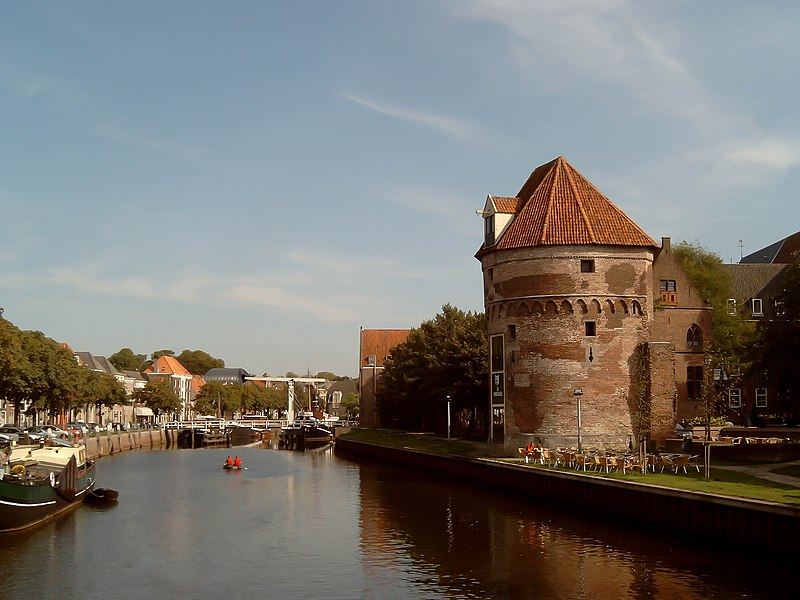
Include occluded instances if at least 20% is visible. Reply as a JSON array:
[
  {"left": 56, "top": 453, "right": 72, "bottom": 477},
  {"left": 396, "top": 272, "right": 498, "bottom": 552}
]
[{"left": 1, "top": 446, "right": 793, "bottom": 599}]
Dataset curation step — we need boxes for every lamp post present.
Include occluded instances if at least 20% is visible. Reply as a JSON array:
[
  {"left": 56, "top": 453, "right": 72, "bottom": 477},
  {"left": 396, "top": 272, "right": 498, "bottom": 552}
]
[
  {"left": 446, "top": 395, "right": 451, "bottom": 441},
  {"left": 576, "top": 390, "right": 583, "bottom": 452}
]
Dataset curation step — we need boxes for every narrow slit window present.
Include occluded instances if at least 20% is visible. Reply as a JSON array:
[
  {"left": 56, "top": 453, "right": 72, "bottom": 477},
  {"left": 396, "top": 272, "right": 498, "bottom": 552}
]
[{"left": 585, "top": 321, "right": 596, "bottom": 336}]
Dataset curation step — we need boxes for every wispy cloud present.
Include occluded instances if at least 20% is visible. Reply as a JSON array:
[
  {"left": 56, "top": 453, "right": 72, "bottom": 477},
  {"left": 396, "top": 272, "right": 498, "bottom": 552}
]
[
  {"left": 341, "top": 92, "right": 481, "bottom": 141},
  {"left": 717, "top": 136, "right": 800, "bottom": 170},
  {"left": 93, "top": 124, "right": 208, "bottom": 161},
  {"left": 451, "top": 1, "right": 719, "bottom": 129},
  {"left": 378, "top": 186, "right": 478, "bottom": 235},
  {"left": 0, "top": 249, "right": 419, "bottom": 324}
]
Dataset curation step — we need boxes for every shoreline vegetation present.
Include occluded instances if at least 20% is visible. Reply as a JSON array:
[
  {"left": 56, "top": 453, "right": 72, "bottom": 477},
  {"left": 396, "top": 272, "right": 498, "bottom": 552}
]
[{"left": 340, "top": 428, "right": 800, "bottom": 506}]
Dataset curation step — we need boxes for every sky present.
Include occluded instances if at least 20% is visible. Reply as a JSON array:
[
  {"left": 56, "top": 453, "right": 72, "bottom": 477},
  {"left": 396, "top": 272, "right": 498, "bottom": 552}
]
[{"left": 1, "top": 1, "right": 799, "bottom": 378}]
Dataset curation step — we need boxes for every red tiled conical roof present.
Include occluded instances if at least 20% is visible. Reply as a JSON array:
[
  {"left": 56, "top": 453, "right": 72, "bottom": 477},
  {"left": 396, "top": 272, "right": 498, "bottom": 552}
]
[{"left": 491, "top": 156, "right": 657, "bottom": 250}]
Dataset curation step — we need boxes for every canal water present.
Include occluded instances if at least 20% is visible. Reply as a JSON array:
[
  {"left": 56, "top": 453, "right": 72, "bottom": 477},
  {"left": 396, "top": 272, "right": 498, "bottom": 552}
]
[{"left": 1, "top": 446, "right": 793, "bottom": 599}]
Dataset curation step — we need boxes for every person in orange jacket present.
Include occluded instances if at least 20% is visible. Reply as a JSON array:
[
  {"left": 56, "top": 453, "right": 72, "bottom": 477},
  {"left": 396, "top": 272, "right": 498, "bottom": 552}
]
[
  {"left": 233, "top": 456, "right": 242, "bottom": 467},
  {"left": 225, "top": 456, "right": 233, "bottom": 467}
]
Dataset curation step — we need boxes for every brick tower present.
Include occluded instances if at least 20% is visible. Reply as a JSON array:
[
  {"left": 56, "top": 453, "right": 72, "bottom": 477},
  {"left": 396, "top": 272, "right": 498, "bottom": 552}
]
[{"left": 476, "top": 157, "right": 663, "bottom": 451}]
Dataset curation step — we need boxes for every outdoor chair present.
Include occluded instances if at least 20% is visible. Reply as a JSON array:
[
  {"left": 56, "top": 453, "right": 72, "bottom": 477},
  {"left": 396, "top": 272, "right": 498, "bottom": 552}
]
[
  {"left": 575, "top": 454, "right": 594, "bottom": 471},
  {"left": 658, "top": 454, "right": 677, "bottom": 473},
  {"left": 595, "top": 455, "right": 613, "bottom": 473},
  {"left": 671, "top": 454, "right": 691, "bottom": 474}
]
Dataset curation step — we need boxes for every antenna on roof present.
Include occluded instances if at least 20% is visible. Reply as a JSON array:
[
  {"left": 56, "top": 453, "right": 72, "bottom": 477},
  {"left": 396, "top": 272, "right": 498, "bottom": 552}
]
[{"left": 739, "top": 239, "right": 744, "bottom": 261}]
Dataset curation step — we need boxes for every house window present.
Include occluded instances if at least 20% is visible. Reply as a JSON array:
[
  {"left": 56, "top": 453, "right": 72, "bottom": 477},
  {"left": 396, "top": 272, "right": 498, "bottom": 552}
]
[
  {"left": 659, "top": 280, "right": 677, "bottom": 304},
  {"left": 774, "top": 299, "right": 784, "bottom": 316},
  {"left": 585, "top": 321, "right": 596, "bottom": 336},
  {"left": 508, "top": 324, "right": 516, "bottom": 340},
  {"left": 727, "top": 299, "right": 737, "bottom": 315},
  {"left": 490, "top": 335, "right": 504, "bottom": 372},
  {"left": 484, "top": 215, "right": 495, "bottom": 246},
  {"left": 756, "top": 388, "right": 767, "bottom": 408},
  {"left": 751, "top": 298, "right": 763, "bottom": 317},
  {"left": 729, "top": 388, "right": 742, "bottom": 408},
  {"left": 686, "top": 325, "right": 702, "bottom": 350},
  {"left": 580, "top": 259, "right": 595, "bottom": 273},
  {"left": 687, "top": 365, "right": 703, "bottom": 400}
]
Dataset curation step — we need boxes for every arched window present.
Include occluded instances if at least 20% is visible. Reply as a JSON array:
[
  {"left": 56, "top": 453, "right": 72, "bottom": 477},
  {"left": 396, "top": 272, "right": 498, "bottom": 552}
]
[{"left": 686, "top": 325, "right": 702, "bottom": 350}]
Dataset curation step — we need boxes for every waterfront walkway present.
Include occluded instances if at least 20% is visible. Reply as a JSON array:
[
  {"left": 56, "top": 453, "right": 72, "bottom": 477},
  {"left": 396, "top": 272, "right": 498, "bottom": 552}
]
[{"left": 713, "top": 459, "right": 800, "bottom": 488}]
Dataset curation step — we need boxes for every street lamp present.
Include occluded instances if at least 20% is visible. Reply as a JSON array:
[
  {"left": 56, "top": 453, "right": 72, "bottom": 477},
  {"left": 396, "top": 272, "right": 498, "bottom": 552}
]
[
  {"left": 446, "top": 395, "right": 451, "bottom": 441},
  {"left": 574, "top": 388, "right": 583, "bottom": 452}
]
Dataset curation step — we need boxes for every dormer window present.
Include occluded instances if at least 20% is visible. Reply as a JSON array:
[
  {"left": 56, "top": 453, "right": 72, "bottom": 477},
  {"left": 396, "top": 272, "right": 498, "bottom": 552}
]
[
  {"left": 751, "top": 298, "right": 763, "bottom": 317},
  {"left": 484, "top": 214, "right": 495, "bottom": 246}
]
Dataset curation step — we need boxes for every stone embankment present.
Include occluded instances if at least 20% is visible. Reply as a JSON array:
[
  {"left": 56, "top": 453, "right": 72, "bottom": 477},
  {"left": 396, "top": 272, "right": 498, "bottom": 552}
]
[
  {"left": 82, "top": 428, "right": 178, "bottom": 459},
  {"left": 334, "top": 437, "right": 800, "bottom": 553}
]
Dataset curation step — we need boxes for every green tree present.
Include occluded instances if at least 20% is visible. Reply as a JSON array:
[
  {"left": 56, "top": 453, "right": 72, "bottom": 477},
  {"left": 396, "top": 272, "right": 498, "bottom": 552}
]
[
  {"left": 343, "top": 392, "right": 360, "bottom": 420},
  {"left": 78, "top": 370, "right": 128, "bottom": 425},
  {"left": 673, "top": 241, "right": 754, "bottom": 358},
  {"left": 673, "top": 241, "right": 755, "bottom": 416},
  {"left": 133, "top": 379, "right": 181, "bottom": 420},
  {"left": 176, "top": 349, "right": 225, "bottom": 376},
  {"left": 750, "top": 251, "right": 800, "bottom": 420},
  {"left": 23, "top": 330, "right": 85, "bottom": 422},
  {"left": 0, "top": 319, "right": 35, "bottom": 426},
  {"left": 377, "top": 304, "right": 488, "bottom": 435},
  {"left": 316, "top": 371, "right": 352, "bottom": 382},
  {"left": 109, "top": 348, "right": 148, "bottom": 371},
  {"left": 194, "top": 381, "right": 241, "bottom": 417}
]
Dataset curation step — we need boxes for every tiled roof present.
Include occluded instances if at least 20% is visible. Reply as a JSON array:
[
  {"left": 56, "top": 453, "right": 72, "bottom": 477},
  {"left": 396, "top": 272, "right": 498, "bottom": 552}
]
[
  {"left": 491, "top": 196, "right": 521, "bottom": 214},
  {"left": 75, "top": 351, "right": 122, "bottom": 375},
  {"left": 489, "top": 156, "right": 657, "bottom": 250},
  {"left": 146, "top": 355, "right": 193, "bottom": 376},
  {"left": 360, "top": 329, "right": 411, "bottom": 368},
  {"left": 741, "top": 231, "right": 800, "bottom": 264},
  {"left": 721, "top": 263, "right": 788, "bottom": 300}
]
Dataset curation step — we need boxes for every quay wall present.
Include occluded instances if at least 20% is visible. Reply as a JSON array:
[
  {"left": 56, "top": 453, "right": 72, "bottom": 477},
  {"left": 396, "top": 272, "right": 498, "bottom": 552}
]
[
  {"left": 334, "top": 438, "right": 800, "bottom": 552},
  {"left": 83, "top": 428, "right": 175, "bottom": 459}
]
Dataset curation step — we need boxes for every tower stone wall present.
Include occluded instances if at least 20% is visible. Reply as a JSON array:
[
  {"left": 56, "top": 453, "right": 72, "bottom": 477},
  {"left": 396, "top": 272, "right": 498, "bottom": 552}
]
[{"left": 482, "top": 245, "right": 655, "bottom": 451}]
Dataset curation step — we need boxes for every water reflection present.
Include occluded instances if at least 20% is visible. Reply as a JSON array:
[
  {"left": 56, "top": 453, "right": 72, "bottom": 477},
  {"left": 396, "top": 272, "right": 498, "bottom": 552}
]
[
  {"left": 0, "top": 447, "right": 794, "bottom": 599},
  {"left": 355, "top": 459, "right": 792, "bottom": 599}
]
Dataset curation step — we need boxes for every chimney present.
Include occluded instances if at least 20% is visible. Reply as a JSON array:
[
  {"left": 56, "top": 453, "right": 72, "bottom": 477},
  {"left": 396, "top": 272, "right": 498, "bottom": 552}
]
[{"left": 662, "top": 237, "right": 671, "bottom": 252}]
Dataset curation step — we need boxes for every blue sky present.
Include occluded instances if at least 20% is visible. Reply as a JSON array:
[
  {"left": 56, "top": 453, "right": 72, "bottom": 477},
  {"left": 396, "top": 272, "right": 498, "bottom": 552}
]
[{"left": 2, "top": 1, "right": 799, "bottom": 378}]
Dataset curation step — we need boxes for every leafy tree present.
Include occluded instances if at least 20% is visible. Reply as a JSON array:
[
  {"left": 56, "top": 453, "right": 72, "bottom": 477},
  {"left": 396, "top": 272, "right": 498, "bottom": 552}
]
[
  {"left": 77, "top": 370, "right": 128, "bottom": 425},
  {"left": 316, "top": 371, "right": 351, "bottom": 382},
  {"left": 194, "top": 381, "right": 241, "bottom": 417},
  {"left": 262, "top": 385, "right": 289, "bottom": 417},
  {"left": 176, "top": 349, "right": 225, "bottom": 376},
  {"left": 343, "top": 392, "right": 360, "bottom": 420},
  {"left": 377, "top": 304, "right": 488, "bottom": 436},
  {"left": 673, "top": 241, "right": 754, "bottom": 359},
  {"left": 133, "top": 378, "right": 181, "bottom": 420},
  {"left": 673, "top": 241, "right": 756, "bottom": 417},
  {"left": 23, "top": 330, "right": 86, "bottom": 422},
  {"left": 0, "top": 319, "right": 35, "bottom": 426},
  {"left": 750, "top": 251, "right": 800, "bottom": 419},
  {"left": 109, "top": 348, "right": 148, "bottom": 371}
]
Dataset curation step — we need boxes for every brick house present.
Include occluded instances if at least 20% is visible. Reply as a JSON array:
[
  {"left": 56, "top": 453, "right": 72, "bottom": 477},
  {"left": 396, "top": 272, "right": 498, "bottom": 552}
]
[
  {"left": 720, "top": 231, "right": 797, "bottom": 424},
  {"left": 475, "top": 156, "right": 710, "bottom": 452},
  {"left": 359, "top": 327, "right": 411, "bottom": 427}
]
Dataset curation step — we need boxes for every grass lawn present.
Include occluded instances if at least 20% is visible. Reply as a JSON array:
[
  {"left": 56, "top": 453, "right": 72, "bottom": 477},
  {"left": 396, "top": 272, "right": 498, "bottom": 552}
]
[{"left": 340, "top": 428, "right": 800, "bottom": 506}]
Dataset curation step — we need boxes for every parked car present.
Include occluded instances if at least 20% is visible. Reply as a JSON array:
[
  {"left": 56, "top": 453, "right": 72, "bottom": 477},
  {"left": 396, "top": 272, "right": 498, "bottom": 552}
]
[
  {"left": 65, "top": 423, "right": 85, "bottom": 437},
  {"left": 26, "top": 425, "right": 70, "bottom": 440},
  {"left": 0, "top": 425, "right": 23, "bottom": 442}
]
